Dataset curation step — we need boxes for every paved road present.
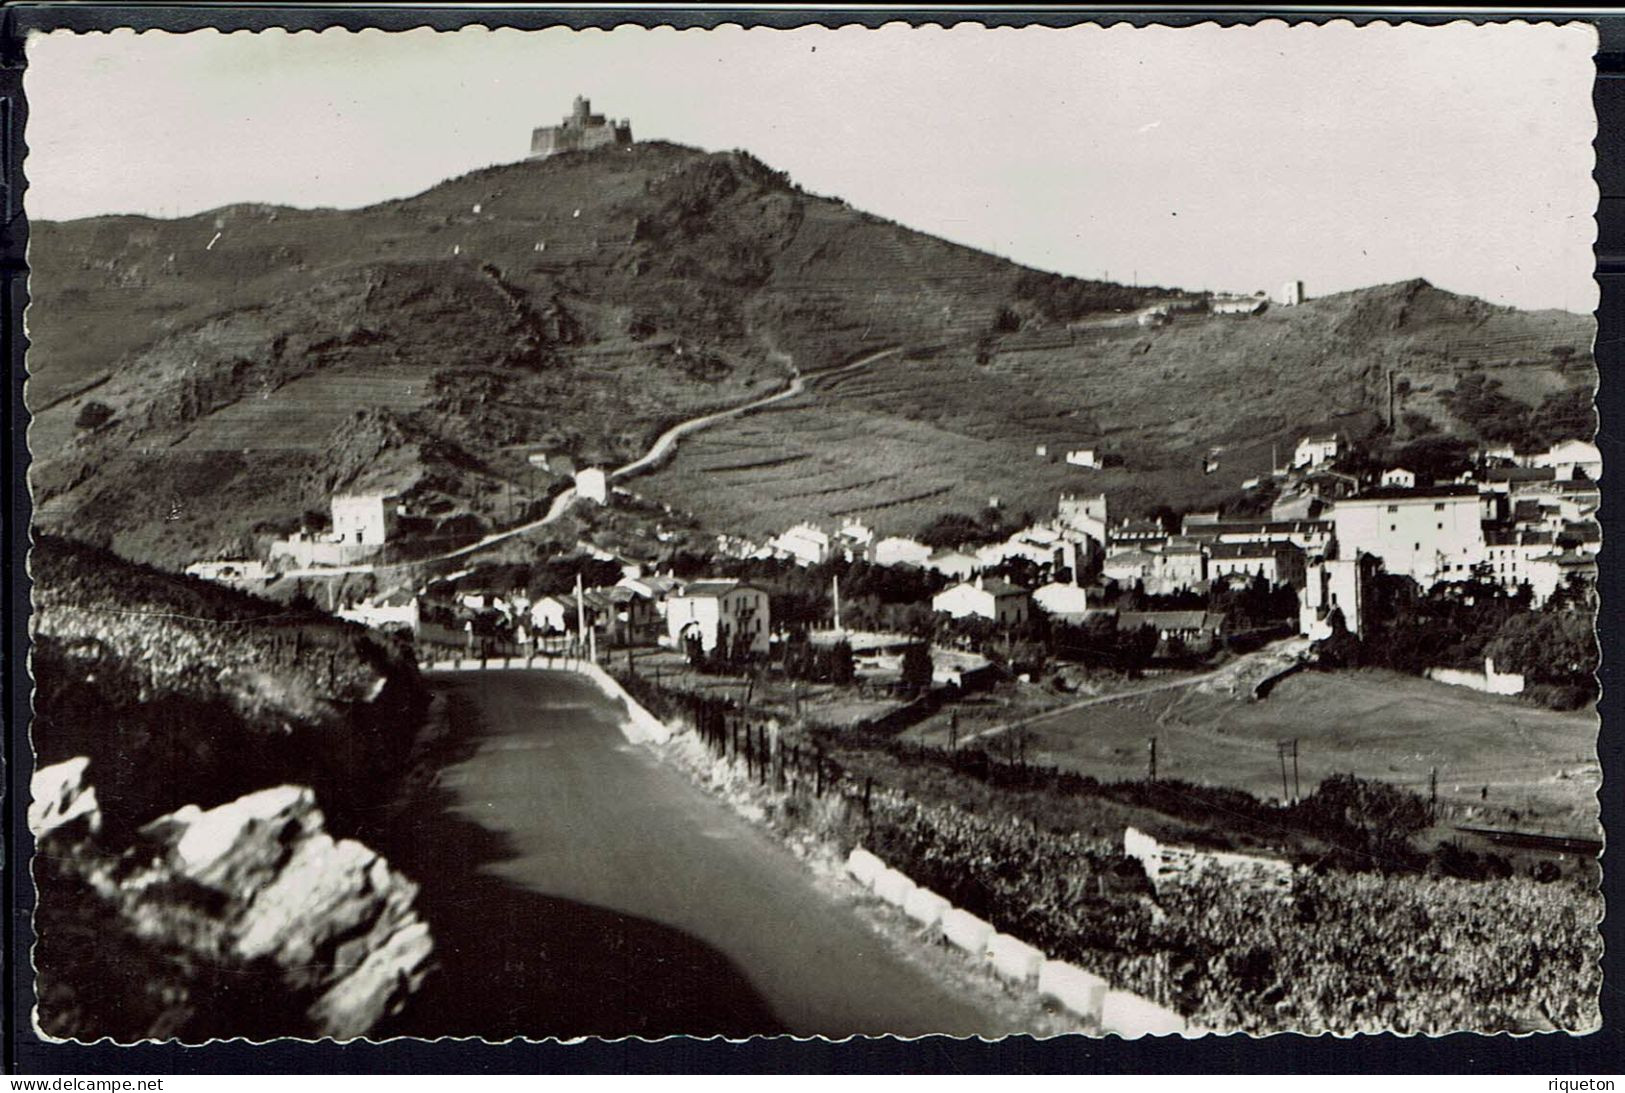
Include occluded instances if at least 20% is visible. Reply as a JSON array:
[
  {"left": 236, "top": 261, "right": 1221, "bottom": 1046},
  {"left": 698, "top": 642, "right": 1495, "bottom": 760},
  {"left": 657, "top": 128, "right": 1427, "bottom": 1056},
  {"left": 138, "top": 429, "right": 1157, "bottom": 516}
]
[{"left": 387, "top": 669, "right": 1013, "bottom": 1039}]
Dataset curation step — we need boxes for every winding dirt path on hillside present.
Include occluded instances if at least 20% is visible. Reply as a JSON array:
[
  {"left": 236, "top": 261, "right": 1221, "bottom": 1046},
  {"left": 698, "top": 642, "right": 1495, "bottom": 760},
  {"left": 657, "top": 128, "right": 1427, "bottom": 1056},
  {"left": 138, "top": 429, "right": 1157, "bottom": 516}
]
[{"left": 292, "top": 346, "right": 900, "bottom": 578}]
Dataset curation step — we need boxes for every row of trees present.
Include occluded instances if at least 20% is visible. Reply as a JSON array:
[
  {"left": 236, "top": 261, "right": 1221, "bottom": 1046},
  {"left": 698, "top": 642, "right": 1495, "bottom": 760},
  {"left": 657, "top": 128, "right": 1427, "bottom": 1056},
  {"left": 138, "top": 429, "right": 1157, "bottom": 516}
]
[{"left": 1319, "top": 572, "right": 1596, "bottom": 710}]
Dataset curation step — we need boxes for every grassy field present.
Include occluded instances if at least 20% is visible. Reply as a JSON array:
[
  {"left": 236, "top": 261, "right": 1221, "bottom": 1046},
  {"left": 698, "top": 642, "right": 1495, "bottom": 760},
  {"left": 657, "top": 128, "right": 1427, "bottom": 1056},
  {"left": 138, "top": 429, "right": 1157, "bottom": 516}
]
[{"left": 905, "top": 668, "right": 1599, "bottom": 835}]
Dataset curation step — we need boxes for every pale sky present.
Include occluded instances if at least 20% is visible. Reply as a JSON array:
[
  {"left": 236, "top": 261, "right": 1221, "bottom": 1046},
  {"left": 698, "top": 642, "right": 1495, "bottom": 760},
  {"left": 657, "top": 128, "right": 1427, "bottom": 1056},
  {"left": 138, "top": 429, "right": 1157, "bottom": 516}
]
[{"left": 23, "top": 20, "right": 1599, "bottom": 312}]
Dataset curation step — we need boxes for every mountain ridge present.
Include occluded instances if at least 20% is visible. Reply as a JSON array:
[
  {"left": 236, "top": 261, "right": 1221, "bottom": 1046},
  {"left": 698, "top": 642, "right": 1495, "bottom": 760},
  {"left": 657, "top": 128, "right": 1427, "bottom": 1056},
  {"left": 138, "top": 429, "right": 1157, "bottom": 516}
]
[{"left": 25, "top": 141, "right": 1594, "bottom": 565}]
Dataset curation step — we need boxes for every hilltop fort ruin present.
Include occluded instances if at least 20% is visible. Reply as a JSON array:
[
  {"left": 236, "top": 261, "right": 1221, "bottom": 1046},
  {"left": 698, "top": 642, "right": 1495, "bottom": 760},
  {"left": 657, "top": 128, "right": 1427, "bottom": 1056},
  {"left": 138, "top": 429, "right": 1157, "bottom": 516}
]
[{"left": 529, "top": 95, "right": 633, "bottom": 159}]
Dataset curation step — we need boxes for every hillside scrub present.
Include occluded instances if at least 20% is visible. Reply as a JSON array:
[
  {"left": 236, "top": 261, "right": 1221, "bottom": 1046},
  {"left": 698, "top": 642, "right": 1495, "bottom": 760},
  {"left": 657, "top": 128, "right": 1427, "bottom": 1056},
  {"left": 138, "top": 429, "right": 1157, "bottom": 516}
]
[
  {"left": 31, "top": 535, "right": 428, "bottom": 839},
  {"left": 1442, "top": 373, "right": 1595, "bottom": 449}
]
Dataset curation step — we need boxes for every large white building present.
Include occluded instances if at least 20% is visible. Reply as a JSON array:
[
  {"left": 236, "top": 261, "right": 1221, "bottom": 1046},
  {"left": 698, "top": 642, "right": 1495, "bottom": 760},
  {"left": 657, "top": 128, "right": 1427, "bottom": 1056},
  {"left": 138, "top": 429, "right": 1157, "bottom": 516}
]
[
  {"left": 1329, "top": 485, "right": 1485, "bottom": 586},
  {"left": 666, "top": 580, "right": 771, "bottom": 656}
]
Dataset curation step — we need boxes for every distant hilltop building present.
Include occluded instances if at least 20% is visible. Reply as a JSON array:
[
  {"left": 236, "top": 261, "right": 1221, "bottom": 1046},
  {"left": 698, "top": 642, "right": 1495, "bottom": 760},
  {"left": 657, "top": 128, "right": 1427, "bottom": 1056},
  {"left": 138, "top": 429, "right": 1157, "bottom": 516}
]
[
  {"left": 529, "top": 95, "right": 633, "bottom": 159},
  {"left": 1278, "top": 279, "right": 1306, "bottom": 306}
]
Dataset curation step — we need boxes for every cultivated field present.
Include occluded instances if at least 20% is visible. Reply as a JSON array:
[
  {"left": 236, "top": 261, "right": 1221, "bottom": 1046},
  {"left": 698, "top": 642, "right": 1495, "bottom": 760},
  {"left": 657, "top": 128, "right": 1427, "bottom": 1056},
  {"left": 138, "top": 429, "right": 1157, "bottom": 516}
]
[
  {"left": 906, "top": 669, "right": 1599, "bottom": 834},
  {"left": 173, "top": 365, "right": 437, "bottom": 452}
]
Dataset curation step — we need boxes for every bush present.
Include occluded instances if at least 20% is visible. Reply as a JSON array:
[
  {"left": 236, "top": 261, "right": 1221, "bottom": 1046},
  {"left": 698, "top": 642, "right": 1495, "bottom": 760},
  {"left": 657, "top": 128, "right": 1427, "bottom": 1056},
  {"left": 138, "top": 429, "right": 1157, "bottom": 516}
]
[{"left": 74, "top": 401, "right": 115, "bottom": 430}]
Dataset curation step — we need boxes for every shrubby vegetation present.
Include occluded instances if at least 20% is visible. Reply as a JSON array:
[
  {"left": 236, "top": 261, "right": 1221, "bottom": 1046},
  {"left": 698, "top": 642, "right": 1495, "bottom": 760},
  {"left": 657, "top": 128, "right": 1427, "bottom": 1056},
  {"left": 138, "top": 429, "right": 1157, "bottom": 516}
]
[
  {"left": 1010, "top": 270, "right": 1178, "bottom": 325},
  {"left": 1442, "top": 373, "right": 1594, "bottom": 450},
  {"left": 1318, "top": 571, "right": 1596, "bottom": 710}
]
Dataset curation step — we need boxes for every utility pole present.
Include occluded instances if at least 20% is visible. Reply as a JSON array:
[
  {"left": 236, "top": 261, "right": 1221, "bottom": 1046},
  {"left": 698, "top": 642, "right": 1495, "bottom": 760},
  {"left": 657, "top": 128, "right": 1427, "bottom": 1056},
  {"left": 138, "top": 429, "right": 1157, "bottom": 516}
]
[
  {"left": 949, "top": 709, "right": 959, "bottom": 751},
  {"left": 1148, "top": 736, "right": 1158, "bottom": 782},
  {"left": 1429, "top": 767, "right": 1439, "bottom": 820},
  {"left": 1291, "top": 738, "right": 1301, "bottom": 801},
  {"left": 832, "top": 575, "right": 842, "bottom": 633},
  {"left": 575, "top": 571, "right": 587, "bottom": 656}
]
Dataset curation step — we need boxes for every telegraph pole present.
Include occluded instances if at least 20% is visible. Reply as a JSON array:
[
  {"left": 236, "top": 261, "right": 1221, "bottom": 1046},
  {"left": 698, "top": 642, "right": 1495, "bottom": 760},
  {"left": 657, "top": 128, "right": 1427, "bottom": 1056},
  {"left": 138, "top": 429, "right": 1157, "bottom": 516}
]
[
  {"left": 575, "top": 571, "right": 587, "bottom": 654},
  {"left": 1291, "top": 738, "right": 1301, "bottom": 801},
  {"left": 1148, "top": 736, "right": 1158, "bottom": 782},
  {"left": 1429, "top": 767, "right": 1439, "bottom": 820},
  {"left": 1277, "top": 740, "right": 1292, "bottom": 803},
  {"left": 832, "top": 575, "right": 842, "bottom": 633}
]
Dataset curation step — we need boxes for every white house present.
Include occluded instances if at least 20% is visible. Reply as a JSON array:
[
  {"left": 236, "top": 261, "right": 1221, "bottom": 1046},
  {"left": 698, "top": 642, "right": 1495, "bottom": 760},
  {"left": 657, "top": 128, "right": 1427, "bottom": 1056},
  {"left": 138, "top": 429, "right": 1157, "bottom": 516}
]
[
  {"left": 1380, "top": 468, "right": 1417, "bottom": 489},
  {"left": 1483, "top": 528, "right": 1557, "bottom": 593},
  {"left": 1209, "top": 543, "right": 1305, "bottom": 587},
  {"left": 1102, "top": 549, "right": 1158, "bottom": 588},
  {"left": 575, "top": 467, "right": 609, "bottom": 505},
  {"left": 1065, "top": 449, "right": 1101, "bottom": 469},
  {"left": 1522, "top": 550, "right": 1598, "bottom": 608},
  {"left": 529, "top": 595, "right": 573, "bottom": 634},
  {"left": 1292, "top": 434, "right": 1339, "bottom": 469},
  {"left": 1530, "top": 439, "right": 1601, "bottom": 482},
  {"left": 1156, "top": 542, "right": 1207, "bottom": 591},
  {"left": 834, "top": 519, "right": 874, "bottom": 560},
  {"left": 332, "top": 493, "right": 396, "bottom": 546},
  {"left": 1300, "top": 554, "right": 1369, "bottom": 638},
  {"left": 925, "top": 549, "right": 981, "bottom": 581},
  {"left": 873, "top": 536, "right": 933, "bottom": 568},
  {"left": 1210, "top": 294, "right": 1266, "bottom": 316},
  {"left": 1033, "top": 581, "right": 1093, "bottom": 616},
  {"left": 1278, "top": 280, "right": 1305, "bottom": 306},
  {"left": 977, "top": 526, "right": 1078, "bottom": 577},
  {"left": 932, "top": 577, "right": 1030, "bottom": 626},
  {"left": 666, "top": 580, "right": 771, "bottom": 655},
  {"left": 337, "top": 592, "right": 420, "bottom": 634},
  {"left": 1329, "top": 485, "right": 1485, "bottom": 586},
  {"left": 768, "top": 523, "right": 831, "bottom": 567},
  {"left": 617, "top": 573, "right": 682, "bottom": 615},
  {"left": 185, "top": 559, "right": 268, "bottom": 584}
]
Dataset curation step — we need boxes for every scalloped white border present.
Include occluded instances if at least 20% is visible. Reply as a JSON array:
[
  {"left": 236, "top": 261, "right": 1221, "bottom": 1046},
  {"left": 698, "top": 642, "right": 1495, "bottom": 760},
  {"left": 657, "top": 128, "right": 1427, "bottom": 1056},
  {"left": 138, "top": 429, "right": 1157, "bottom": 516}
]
[{"left": 17, "top": 10, "right": 1604, "bottom": 1052}]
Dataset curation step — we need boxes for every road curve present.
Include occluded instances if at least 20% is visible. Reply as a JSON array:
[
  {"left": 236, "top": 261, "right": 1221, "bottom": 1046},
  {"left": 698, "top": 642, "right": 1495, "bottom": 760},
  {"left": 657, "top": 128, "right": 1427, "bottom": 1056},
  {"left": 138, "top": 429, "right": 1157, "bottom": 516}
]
[
  {"left": 348, "top": 346, "right": 901, "bottom": 576},
  {"left": 386, "top": 669, "right": 1017, "bottom": 1039}
]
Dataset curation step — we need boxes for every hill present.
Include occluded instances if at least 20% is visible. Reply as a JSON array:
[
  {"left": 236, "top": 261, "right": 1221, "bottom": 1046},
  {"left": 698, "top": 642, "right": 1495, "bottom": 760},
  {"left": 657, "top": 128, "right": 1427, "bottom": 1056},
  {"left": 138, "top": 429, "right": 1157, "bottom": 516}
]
[
  {"left": 25, "top": 141, "right": 1593, "bottom": 564},
  {"left": 30, "top": 535, "right": 435, "bottom": 1040}
]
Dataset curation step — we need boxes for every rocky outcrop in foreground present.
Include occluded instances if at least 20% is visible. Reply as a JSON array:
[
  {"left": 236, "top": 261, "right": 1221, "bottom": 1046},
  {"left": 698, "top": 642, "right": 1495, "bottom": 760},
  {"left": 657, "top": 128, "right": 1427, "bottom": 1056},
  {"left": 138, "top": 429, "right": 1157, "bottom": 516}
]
[{"left": 32, "top": 759, "right": 433, "bottom": 1043}]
